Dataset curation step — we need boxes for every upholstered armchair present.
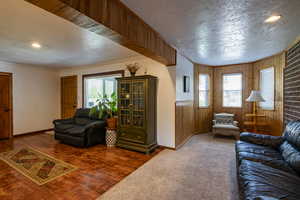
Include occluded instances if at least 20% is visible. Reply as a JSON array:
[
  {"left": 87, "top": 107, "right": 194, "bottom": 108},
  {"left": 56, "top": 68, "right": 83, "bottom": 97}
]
[
  {"left": 53, "top": 108, "right": 107, "bottom": 147},
  {"left": 212, "top": 113, "right": 240, "bottom": 139}
]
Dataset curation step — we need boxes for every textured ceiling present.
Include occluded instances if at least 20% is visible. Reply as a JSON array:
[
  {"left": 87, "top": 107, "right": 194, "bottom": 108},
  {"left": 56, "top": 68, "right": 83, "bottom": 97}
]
[
  {"left": 0, "top": 0, "right": 139, "bottom": 67},
  {"left": 121, "top": 0, "right": 300, "bottom": 66}
]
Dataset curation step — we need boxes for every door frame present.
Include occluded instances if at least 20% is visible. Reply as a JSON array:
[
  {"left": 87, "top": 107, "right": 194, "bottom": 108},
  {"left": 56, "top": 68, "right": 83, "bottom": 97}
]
[
  {"left": 0, "top": 72, "right": 13, "bottom": 138},
  {"left": 61, "top": 75, "right": 78, "bottom": 118}
]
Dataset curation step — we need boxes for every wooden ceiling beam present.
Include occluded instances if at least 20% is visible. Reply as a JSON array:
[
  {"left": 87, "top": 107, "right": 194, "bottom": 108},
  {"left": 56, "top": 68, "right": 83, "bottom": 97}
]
[{"left": 25, "top": 0, "right": 177, "bottom": 66}]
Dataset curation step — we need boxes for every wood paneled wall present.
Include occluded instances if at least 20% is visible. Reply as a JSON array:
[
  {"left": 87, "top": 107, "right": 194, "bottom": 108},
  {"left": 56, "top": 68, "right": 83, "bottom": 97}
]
[
  {"left": 253, "top": 53, "right": 285, "bottom": 136},
  {"left": 194, "top": 54, "right": 285, "bottom": 136},
  {"left": 213, "top": 64, "right": 253, "bottom": 129},
  {"left": 25, "top": 0, "right": 176, "bottom": 66},
  {"left": 194, "top": 64, "right": 214, "bottom": 133},
  {"left": 175, "top": 100, "right": 194, "bottom": 148}
]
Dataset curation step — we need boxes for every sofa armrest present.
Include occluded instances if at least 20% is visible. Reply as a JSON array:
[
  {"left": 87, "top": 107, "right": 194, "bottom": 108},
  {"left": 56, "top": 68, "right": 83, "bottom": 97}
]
[
  {"left": 53, "top": 118, "right": 73, "bottom": 126},
  {"left": 233, "top": 121, "right": 238, "bottom": 126},
  {"left": 212, "top": 120, "right": 216, "bottom": 125},
  {"left": 240, "top": 132, "right": 284, "bottom": 149}
]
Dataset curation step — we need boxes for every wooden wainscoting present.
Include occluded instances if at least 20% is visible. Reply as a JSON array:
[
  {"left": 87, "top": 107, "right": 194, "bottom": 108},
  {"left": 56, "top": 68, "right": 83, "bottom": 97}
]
[
  {"left": 175, "top": 100, "right": 194, "bottom": 149},
  {"left": 213, "top": 64, "right": 253, "bottom": 129},
  {"left": 253, "top": 53, "right": 285, "bottom": 136},
  {"left": 194, "top": 64, "right": 214, "bottom": 133}
]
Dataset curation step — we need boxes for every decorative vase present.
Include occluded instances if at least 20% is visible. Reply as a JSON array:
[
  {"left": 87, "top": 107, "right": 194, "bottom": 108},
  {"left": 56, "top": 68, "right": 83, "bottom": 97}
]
[
  {"left": 107, "top": 117, "right": 117, "bottom": 129},
  {"left": 106, "top": 128, "right": 117, "bottom": 147},
  {"left": 126, "top": 63, "right": 140, "bottom": 77}
]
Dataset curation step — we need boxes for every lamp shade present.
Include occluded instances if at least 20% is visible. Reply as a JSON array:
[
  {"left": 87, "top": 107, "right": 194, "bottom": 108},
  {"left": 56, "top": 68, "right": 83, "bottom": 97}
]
[{"left": 246, "top": 90, "right": 265, "bottom": 102}]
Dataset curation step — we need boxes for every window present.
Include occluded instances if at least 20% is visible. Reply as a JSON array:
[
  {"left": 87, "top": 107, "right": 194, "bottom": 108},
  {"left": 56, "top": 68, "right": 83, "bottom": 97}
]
[
  {"left": 260, "top": 67, "right": 275, "bottom": 110},
  {"left": 199, "top": 74, "right": 210, "bottom": 107},
  {"left": 83, "top": 71, "right": 123, "bottom": 108},
  {"left": 223, "top": 73, "right": 242, "bottom": 107}
]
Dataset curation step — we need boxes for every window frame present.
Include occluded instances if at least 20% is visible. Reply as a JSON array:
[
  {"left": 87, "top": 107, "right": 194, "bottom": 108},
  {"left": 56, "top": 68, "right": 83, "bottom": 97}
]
[
  {"left": 198, "top": 73, "right": 210, "bottom": 108},
  {"left": 222, "top": 73, "right": 243, "bottom": 108},
  {"left": 82, "top": 70, "right": 124, "bottom": 108},
  {"left": 259, "top": 67, "right": 275, "bottom": 110}
]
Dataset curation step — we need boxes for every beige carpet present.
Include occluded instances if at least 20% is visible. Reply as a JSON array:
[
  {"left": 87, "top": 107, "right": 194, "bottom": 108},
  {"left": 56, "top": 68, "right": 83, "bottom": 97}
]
[{"left": 98, "top": 134, "right": 239, "bottom": 200}]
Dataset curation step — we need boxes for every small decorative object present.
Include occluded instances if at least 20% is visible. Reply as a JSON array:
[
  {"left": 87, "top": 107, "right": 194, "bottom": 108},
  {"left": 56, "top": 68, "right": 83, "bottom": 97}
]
[
  {"left": 106, "top": 128, "right": 117, "bottom": 147},
  {"left": 183, "top": 76, "right": 190, "bottom": 93},
  {"left": 126, "top": 63, "right": 140, "bottom": 76}
]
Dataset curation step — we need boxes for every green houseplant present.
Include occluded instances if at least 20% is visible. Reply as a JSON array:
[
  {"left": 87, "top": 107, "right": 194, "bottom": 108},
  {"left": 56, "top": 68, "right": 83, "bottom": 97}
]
[{"left": 90, "top": 92, "right": 118, "bottom": 129}]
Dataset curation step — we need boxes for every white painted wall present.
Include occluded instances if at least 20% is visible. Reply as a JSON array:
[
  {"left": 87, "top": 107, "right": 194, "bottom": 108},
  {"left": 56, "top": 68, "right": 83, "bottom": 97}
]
[
  {"left": 0, "top": 53, "right": 193, "bottom": 147},
  {"left": 59, "top": 56, "right": 177, "bottom": 148},
  {"left": 176, "top": 54, "right": 194, "bottom": 101},
  {"left": 0, "top": 61, "right": 60, "bottom": 135}
]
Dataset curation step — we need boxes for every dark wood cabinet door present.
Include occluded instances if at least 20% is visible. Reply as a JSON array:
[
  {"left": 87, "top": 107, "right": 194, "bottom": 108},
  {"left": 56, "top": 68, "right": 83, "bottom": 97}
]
[
  {"left": 131, "top": 79, "right": 146, "bottom": 129},
  {"left": 118, "top": 80, "right": 132, "bottom": 127},
  {"left": 0, "top": 73, "right": 12, "bottom": 139},
  {"left": 61, "top": 76, "right": 77, "bottom": 119}
]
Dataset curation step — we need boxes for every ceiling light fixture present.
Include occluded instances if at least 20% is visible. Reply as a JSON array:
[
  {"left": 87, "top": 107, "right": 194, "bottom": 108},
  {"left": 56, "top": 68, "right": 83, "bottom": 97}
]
[
  {"left": 31, "top": 42, "right": 41, "bottom": 49},
  {"left": 265, "top": 15, "right": 282, "bottom": 23}
]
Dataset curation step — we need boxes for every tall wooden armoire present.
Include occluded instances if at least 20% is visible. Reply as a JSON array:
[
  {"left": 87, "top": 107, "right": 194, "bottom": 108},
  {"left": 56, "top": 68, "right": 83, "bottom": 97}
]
[{"left": 116, "top": 75, "right": 157, "bottom": 154}]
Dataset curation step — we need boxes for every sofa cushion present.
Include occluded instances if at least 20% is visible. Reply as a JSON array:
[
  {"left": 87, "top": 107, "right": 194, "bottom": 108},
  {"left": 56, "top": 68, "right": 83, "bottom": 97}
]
[
  {"left": 283, "top": 121, "right": 300, "bottom": 149},
  {"left": 238, "top": 151, "right": 296, "bottom": 174},
  {"left": 280, "top": 141, "right": 300, "bottom": 174},
  {"left": 236, "top": 141, "right": 281, "bottom": 158},
  {"left": 240, "top": 133, "right": 284, "bottom": 149},
  {"left": 239, "top": 160, "right": 300, "bottom": 200}
]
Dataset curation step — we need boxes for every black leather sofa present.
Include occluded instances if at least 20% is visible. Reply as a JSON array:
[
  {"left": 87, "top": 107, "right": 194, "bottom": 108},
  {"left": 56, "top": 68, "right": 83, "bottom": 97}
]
[
  {"left": 236, "top": 121, "right": 300, "bottom": 200},
  {"left": 53, "top": 108, "right": 106, "bottom": 147}
]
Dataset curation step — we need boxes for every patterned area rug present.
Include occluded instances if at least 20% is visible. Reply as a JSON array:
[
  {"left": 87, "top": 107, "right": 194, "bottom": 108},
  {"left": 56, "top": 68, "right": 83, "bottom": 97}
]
[{"left": 0, "top": 147, "right": 77, "bottom": 185}]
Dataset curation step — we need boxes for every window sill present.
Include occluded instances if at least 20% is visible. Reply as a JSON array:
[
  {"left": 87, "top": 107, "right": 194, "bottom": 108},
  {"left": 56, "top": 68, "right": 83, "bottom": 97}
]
[
  {"left": 222, "top": 106, "right": 242, "bottom": 109},
  {"left": 198, "top": 106, "right": 210, "bottom": 109}
]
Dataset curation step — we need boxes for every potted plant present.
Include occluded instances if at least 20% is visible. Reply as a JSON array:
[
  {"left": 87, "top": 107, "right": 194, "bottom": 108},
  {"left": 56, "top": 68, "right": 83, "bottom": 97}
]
[{"left": 91, "top": 92, "right": 118, "bottom": 129}]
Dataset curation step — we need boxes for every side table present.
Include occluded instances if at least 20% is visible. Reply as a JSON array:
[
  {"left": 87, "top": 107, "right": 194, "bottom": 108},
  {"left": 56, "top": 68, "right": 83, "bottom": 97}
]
[{"left": 106, "top": 128, "right": 117, "bottom": 147}]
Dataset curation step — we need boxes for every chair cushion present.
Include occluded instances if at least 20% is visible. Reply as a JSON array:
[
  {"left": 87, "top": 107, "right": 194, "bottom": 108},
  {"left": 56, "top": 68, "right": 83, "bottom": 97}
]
[
  {"left": 55, "top": 124, "right": 75, "bottom": 133},
  {"left": 74, "top": 108, "right": 91, "bottom": 118},
  {"left": 239, "top": 160, "right": 300, "bottom": 200},
  {"left": 213, "top": 124, "right": 239, "bottom": 130},
  {"left": 214, "top": 113, "right": 234, "bottom": 124},
  {"left": 74, "top": 118, "right": 95, "bottom": 126},
  {"left": 280, "top": 141, "right": 300, "bottom": 174},
  {"left": 67, "top": 125, "right": 87, "bottom": 137}
]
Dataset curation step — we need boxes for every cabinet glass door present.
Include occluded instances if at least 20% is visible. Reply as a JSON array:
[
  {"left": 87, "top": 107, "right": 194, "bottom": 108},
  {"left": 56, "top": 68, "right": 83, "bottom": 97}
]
[
  {"left": 131, "top": 80, "right": 145, "bottom": 128},
  {"left": 119, "top": 80, "right": 131, "bottom": 127}
]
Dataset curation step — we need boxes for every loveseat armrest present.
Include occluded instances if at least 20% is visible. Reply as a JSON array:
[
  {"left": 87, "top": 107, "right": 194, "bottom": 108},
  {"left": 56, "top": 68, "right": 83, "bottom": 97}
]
[
  {"left": 240, "top": 132, "right": 284, "bottom": 149},
  {"left": 53, "top": 118, "right": 73, "bottom": 126}
]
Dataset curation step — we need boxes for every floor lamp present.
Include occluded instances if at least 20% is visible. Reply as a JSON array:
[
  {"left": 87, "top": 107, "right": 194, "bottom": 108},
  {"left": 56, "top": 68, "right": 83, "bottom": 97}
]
[{"left": 246, "top": 90, "right": 265, "bottom": 115}]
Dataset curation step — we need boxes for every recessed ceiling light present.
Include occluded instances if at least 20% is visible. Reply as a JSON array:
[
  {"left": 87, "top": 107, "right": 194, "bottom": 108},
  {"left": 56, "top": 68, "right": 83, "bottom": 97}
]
[
  {"left": 31, "top": 42, "right": 41, "bottom": 49},
  {"left": 265, "top": 15, "right": 282, "bottom": 23}
]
